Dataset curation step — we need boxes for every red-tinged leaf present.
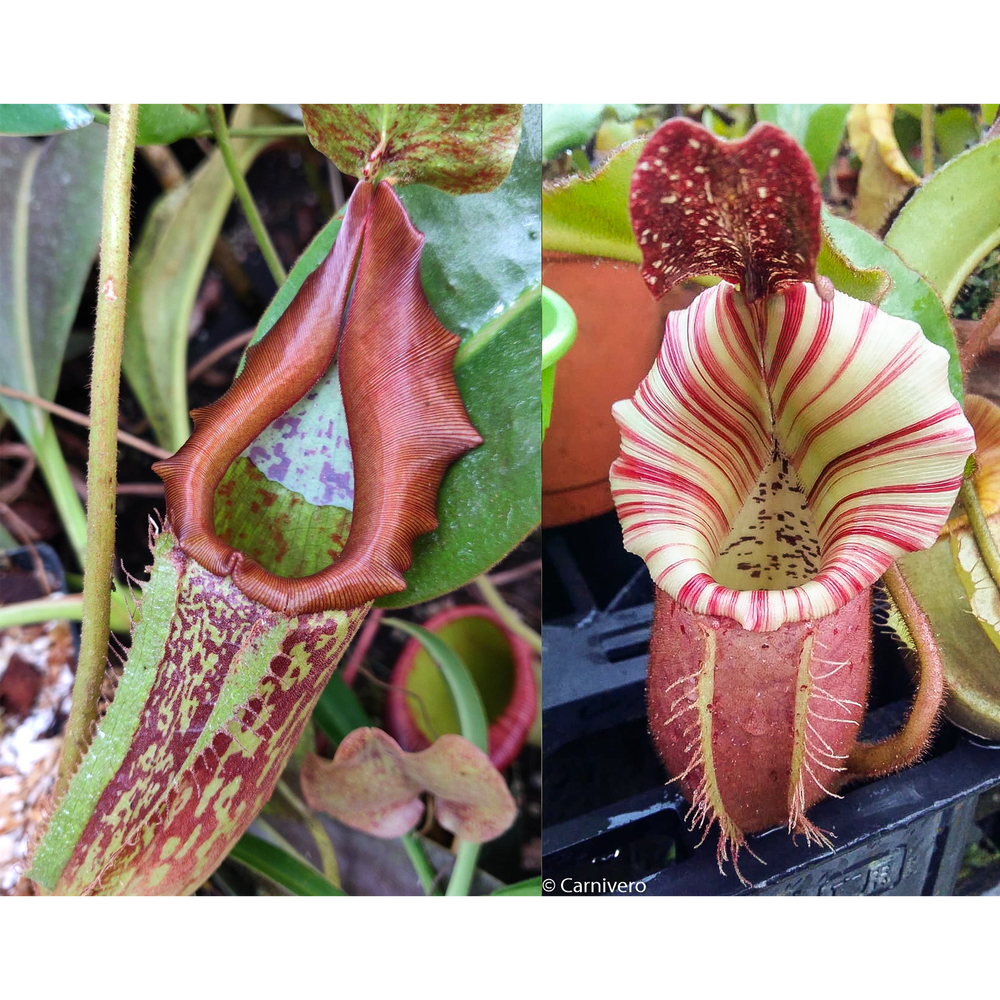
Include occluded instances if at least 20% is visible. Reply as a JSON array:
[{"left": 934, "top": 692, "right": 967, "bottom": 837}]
[
  {"left": 629, "top": 119, "right": 823, "bottom": 303},
  {"left": 154, "top": 180, "right": 481, "bottom": 613},
  {"left": 301, "top": 104, "right": 522, "bottom": 194},
  {"left": 301, "top": 728, "right": 517, "bottom": 844}
]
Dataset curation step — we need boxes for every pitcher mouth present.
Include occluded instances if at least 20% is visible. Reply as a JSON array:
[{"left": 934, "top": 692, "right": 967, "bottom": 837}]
[{"left": 611, "top": 280, "right": 975, "bottom": 631}]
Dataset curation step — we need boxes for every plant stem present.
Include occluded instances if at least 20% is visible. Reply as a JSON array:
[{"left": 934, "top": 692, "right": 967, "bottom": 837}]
[
  {"left": 960, "top": 477, "right": 1000, "bottom": 590},
  {"left": 87, "top": 106, "right": 110, "bottom": 126},
  {"left": 273, "top": 779, "right": 341, "bottom": 887},
  {"left": 401, "top": 833, "right": 443, "bottom": 896},
  {"left": 0, "top": 384, "right": 171, "bottom": 460},
  {"left": 446, "top": 838, "right": 481, "bottom": 896},
  {"left": 56, "top": 104, "right": 139, "bottom": 799},
  {"left": 226, "top": 125, "right": 307, "bottom": 139},
  {"left": 959, "top": 291, "right": 1000, "bottom": 374},
  {"left": 35, "top": 420, "right": 89, "bottom": 566},
  {"left": 474, "top": 574, "right": 543, "bottom": 655},
  {"left": 207, "top": 104, "right": 287, "bottom": 287},
  {"left": 921, "top": 104, "right": 935, "bottom": 177},
  {"left": 0, "top": 593, "right": 133, "bottom": 633}
]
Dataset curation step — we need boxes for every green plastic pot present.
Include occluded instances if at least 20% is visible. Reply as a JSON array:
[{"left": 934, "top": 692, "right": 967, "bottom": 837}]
[{"left": 541, "top": 285, "right": 577, "bottom": 439}]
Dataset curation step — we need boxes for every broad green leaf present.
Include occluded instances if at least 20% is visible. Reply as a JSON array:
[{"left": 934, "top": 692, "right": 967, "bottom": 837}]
[
  {"left": 135, "top": 103, "right": 210, "bottom": 146},
  {"left": 541, "top": 139, "right": 644, "bottom": 262},
  {"left": 885, "top": 138, "right": 1000, "bottom": 307},
  {"left": 28, "top": 529, "right": 369, "bottom": 895},
  {"left": 228, "top": 832, "right": 345, "bottom": 895},
  {"left": 214, "top": 457, "right": 352, "bottom": 576},
  {"left": 541, "top": 104, "right": 639, "bottom": 161},
  {"left": 122, "top": 103, "right": 282, "bottom": 451},
  {"left": 756, "top": 104, "right": 851, "bottom": 179},
  {"left": 216, "top": 108, "right": 540, "bottom": 607},
  {"left": 492, "top": 875, "right": 542, "bottom": 895},
  {"left": 822, "top": 210, "right": 963, "bottom": 402},
  {"left": 388, "top": 105, "right": 541, "bottom": 604},
  {"left": 383, "top": 618, "right": 489, "bottom": 752},
  {"left": 951, "top": 523, "right": 1000, "bottom": 653},
  {"left": 0, "top": 104, "right": 93, "bottom": 136},
  {"left": 934, "top": 107, "right": 979, "bottom": 162},
  {"left": 313, "top": 673, "right": 371, "bottom": 745},
  {"left": 894, "top": 529, "right": 1000, "bottom": 741},
  {"left": 896, "top": 104, "right": 923, "bottom": 120},
  {"left": 0, "top": 125, "right": 107, "bottom": 561},
  {"left": 301, "top": 104, "right": 522, "bottom": 193},
  {"left": 983, "top": 104, "right": 999, "bottom": 127}
]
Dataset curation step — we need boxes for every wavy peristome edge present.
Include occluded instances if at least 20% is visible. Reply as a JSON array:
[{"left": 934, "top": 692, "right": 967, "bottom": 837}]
[
  {"left": 154, "top": 181, "right": 481, "bottom": 614},
  {"left": 610, "top": 281, "right": 977, "bottom": 631},
  {"left": 629, "top": 119, "right": 823, "bottom": 304}
]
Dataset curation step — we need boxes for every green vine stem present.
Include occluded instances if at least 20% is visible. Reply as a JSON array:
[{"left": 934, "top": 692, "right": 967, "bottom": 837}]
[
  {"left": 960, "top": 476, "right": 1000, "bottom": 590},
  {"left": 921, "top": 104, "right": 935, "bottom": 177},
  {"left": 0, "top": 592, "right": 133, "bottom": 633},
  {"left": 55, "top": 104, "right": 139, "bottom": 798},
  {"left": 474, "top": 574, "right": 542, "bottom": 655},
  {"left": 446, "top": 838, "right": 481, "bottom": 897},
  {"left": 207, "top": 104, "right": 287, "bottom": 287},
  {"left": 273, "top": 779, "right": 341, "bottom": 887},
  {"left": 402, "top": 832, "right": 443, "bottom": 896}
]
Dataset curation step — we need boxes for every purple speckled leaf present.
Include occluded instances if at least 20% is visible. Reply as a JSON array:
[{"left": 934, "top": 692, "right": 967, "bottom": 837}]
[{"left": 242, "top": 367, "right": 354, "bottom": 510}]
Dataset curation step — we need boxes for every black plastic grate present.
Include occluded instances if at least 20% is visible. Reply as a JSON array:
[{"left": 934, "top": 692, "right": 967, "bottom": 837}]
[{"left": 541, "top": 511, "right": 1000, "bottom": 895}]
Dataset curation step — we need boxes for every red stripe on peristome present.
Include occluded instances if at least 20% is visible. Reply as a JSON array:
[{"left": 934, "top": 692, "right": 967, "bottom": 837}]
[
  {"left": 765, "top": 284, "right": 807, "bottom": 392},
  {"left": 791, "top": 331, "right": 924, "bottom": 466},
  {"left": 806, "top": 406, "right": 968, "bottom": 503},
  {"left": 772, "top": 290, "right": 835, "bottom": 423},
  {"left": 781, "top": 300, "right": 876, "bottom": 444}
]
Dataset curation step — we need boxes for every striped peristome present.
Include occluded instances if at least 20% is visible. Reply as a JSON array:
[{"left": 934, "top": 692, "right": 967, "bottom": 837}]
[{"left": 611, "top": 280, "right": 976, "bottom": 632}]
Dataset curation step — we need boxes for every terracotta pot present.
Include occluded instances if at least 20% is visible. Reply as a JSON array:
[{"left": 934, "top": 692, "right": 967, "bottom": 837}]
[
  {"left": 385, "top": 606, "right": 537, "bottom": 771},
  {"left": 541, "top": 251, "right": 699, "bottom": 527}
]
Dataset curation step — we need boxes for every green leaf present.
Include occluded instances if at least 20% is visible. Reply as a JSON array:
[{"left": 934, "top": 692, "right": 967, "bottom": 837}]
[
  {"left": 122, "top": 104, "right": 282, "bottom": 451},
  {"left": 229, "top": 108, "right": 541, "bottom": 607},
  {"left": 951, "top": 522, "right": 1000, "bottom": 653},
  {"left": 822, "top": 210, "right": 964, "bottom": 402},
  {"left": 541, "top": 138, "right": 643, "bottom": 262},
  {"left": 382, "top": 618, "right": 489, "bottom": 753},
  {"left": 983, "top": 104, "right": 999, "bottom": 128},
  {"left": 492, "top": 875, "right": 542, "bottom": 895},
  {"left": 301, "top": 104, "right": 522, "bottom": 194},
  {"left": 885, "top": 138, "right": 1000, "bottom": 307},
  {"left": 894, "top": 530, "right": 1000, "bottom": 741},
  {"left": 817, "top": 225, "right": 891, "bottom": 304},
  {"left": 228, "top": 833, "right": 345, "bottom": 895},
  {"left": 313, "top": 673, "right": 372, "bottom": 745},
  {"left": 0, "top": 126, "right": 107, "bottom": 562},
  {"left": 934, "top": 107, "right": 979, "bottom": 162},
  {"left": 541, "top": 104, "right": 639, "bottom": 161},
  {"left": 0, "top": 104, "right": 94, "bottom": 136},
  {"left": 213, "top": 457, "right": 352, "bottom": 577},
  {"left": 756, "top": 104, "right": 851, "bottom": 180},
  {"left": 135, "top": 104, "right": 210, "bottom": 146}
]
